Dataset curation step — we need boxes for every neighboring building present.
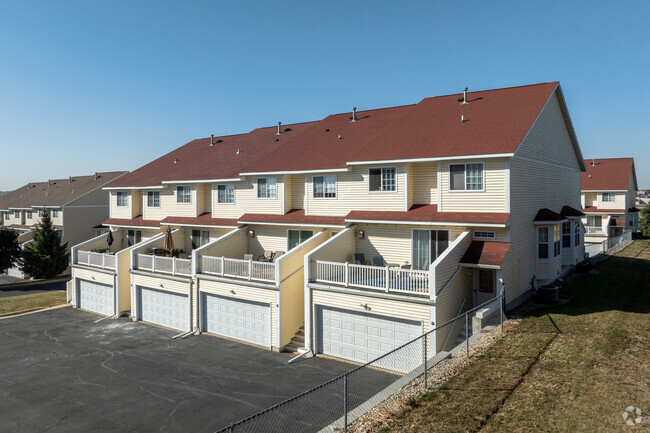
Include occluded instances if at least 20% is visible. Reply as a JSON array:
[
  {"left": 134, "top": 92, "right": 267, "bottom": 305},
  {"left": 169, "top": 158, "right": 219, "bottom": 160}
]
[
  {"left": 70, "top": 82, "right": 585, "bottom": 365},
  {"left": 581, "top": 158, "right": 639, "bottom": 244},
  {"left": 0, "top": 172, "right": 128, "bottom": 277}
]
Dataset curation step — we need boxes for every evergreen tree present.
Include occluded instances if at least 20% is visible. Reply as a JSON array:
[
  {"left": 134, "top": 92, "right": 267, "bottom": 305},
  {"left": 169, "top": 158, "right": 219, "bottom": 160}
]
[
  {"left": 20, "top": 210, "right": 69, "bottom": 278},
  {"left": 0, "top": 227, "right": 22, "bottom": 274},
  {"left": 640, "top": 206, "right": 650, "bottom": 237}
]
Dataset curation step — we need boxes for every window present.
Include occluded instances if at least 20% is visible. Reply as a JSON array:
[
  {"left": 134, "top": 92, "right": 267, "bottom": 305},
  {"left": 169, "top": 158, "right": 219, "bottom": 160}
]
[
  {"left": 562, "top": 222, "right": 571, "bottom": 248},
  {"left": 147, "top": 191, "right": 160, "bottom": 207},
  {"left": 288, "top": 230, "right": 313, "bottom": 250},
  {"left": 126, "top": 230, "right": 142, "bottom": 247},
  {"left": 94, "top": 228, "right": 108, "bottom": 237},
  {"left": 602, "top": 192, "right": 616, "bottom": 202},
  {"left": 369, "top": 167, "right": 397, "bottom": 192},
  {"left": 191, "top": 230, "right": 210, "bottom": 250},
  {"left": 26, "top": 211, "right": 32, "bottom": 219},
  {"left": 450, "top": 163, "right": 484, "bottom": 191},
  {"left": 257, "top": 177, "right": 277, "bottom": 199},
  {"left": 629, "top": 220, "right": 634, "bottom": 227},
  {"left": 473, "top": 231, "right": 496, "bottom": 240},
  {"left": 38, "top": 208, "right": 44, "bottom": 217},
  {"left": 217, "top": 184, "right": 235, "bottom": 204},
  {"left": 554, "top": 225, "right": 561, "bottom": 257},
  {"left": 52, "top": 209, "right": 59, "bottom": 218},
  {"left": 586, "top": 215, "right": 602, "bottom": 228},
  {"left": 412, "top": 229, "right": 449, "bottom": 270},
  {"left": 538, "top": 227, "right": 549, "bottom": 259},
  {"left": 116, "top": 191, "right": 128, "bottom": 207},
  {"left": 574, "top": 221, "right": 580, "bottom": 246},
  {"left": 14, "top": 211, "right": 20, "bottom": 218},
  {"left": 5, "top": 212, "right": 9, "bottom": 220},
  {"left": 176, "top": 186, "right": 191, "bottom": 204},
  {"left": 313, "top": 175, "right": 337, "bottom": 198},
  {"left": 478, "top": 269, "right": 496, "bottom": 294}
]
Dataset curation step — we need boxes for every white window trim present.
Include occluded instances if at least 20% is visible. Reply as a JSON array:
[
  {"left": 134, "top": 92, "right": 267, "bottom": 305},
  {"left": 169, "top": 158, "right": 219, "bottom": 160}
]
[
  {"left": 176, "top": 185, "right": 192, "bottom": 205},
  {"left": 473, "top": 231, "right": 496, "bottom": 240},
  {"left": 601, "top": 192, "right": 616, "bottom": 202},
  {"left": 52, "top": 209, "right": 60, "bottom": 218},
  {"left": 257, "top": 177, "right": 278, "bottom": 199},
  {"left": 312, "top": 175, "right": 338, "bottom": 199},
  {"left": 146, "top": 191, "right": 160, "bottom": 208},
  {"left": 410, "top": 228, "right": 451, "bottom": 269},
  {"left": 537, "top": 226, "right": 551, "bottom": 262},
  {"left": 448, "top": 162, "right": 486, "bottom": 193},
  {"left": 368, "top": 166, "right": 398, "bottom": 193},
  {"left": 216, "top": 183, "right": 236, "bottom": 205},
  {"left": 116, "top": 191, "right": 129, "bottom": 207}
]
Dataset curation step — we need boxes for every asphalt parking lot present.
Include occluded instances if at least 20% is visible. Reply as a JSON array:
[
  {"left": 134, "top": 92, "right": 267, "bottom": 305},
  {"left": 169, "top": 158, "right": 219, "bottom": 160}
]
[{"left": 0, "top": 307, "right": 394, "bottom": 432}]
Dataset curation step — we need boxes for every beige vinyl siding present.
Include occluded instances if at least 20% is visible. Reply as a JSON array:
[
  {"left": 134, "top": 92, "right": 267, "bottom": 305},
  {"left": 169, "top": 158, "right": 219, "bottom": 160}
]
[
  {"left": 142, "top": 186, "right": 197, "bottom": 220},
  {"left": 74, "top": 267, "right": 113, "bottom": 287},
  {"left": 132, "top": 191, "right": 142, "bottom": 217},
  {"left": 183, "top": 227, "right": 232, "bottom": 254},
  {"left": 51, "top": 210, "right": 63, "bottom": 226},
  {"left": 598, "top": 190, "right": 627, "bottom": 210},
  {"left": 116, "top": 248, "right": 133, "bottom": 313},
  {"left": 434, "top": 270, "right": 473, "bottom": 352},
  {"left": 203, "top": 184, "right": 212, "bottom": 215},
  {"left": 248, "top": 225, "right": 326, "bottom": 259},
  {"left": 283, "top": 175, "right": 292, "bottom": 213},
  {"left": 288, "top": 175, "right": 305, "bottom": 210},
  {"left": 312, "top": 290, "right": 431, "bottom": 333},
  {"left": 439, "top": 158, "right": 507, "bottom": 212},
  {"left": 507, "top": 156, "right": 581, "bottom": 305},
  {"left": 201, "top": 227, "right": 248, "bottom": 260},
  {"left": 582, "top": 192, "right": 597, "bottom": 208},
  {"left": 199, "top": 279, "right": 277, "bottom": 348},
  {"left": 311, "top": 226, "right": 357, "bottom": 263},
  {"left": 196, "top": 184, "right": 206, "bottom": 215},
  {"left": 410, "top": 162, "right": 437, "bottom": 205},
  {"left": 306, "top": 165, "right": 405, "bottom": 216},
  {"left": 515, "top": 91, "right": 582, "bottom": 168},
  {"left": 211, "top": 178, "right": 284, "bottom": 218},
  {"left": 110, "top": 191, "right": 132, "bottom": 219},
  {"left": 24, "top": 212, "right": 39, "bottom": 227}
]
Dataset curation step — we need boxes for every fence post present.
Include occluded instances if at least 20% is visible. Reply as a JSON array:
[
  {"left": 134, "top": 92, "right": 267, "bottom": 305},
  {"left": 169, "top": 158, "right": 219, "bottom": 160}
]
[
  {"left": 424, "top": 334, "right": 428, "bottom": 389},
  {"left": 343, "top": 375, "right": 348, "bottom": 433},
  {"left": 344, "top": 262, "right": 349, "bottom": 287},
  {"left": 465, "top": 312, "right": 469, "bottom": 357}
]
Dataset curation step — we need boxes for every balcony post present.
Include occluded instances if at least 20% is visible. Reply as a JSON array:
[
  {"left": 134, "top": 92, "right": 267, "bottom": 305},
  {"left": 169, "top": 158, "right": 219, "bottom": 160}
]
[
  {"left": 220, "top": 257, "right": 224, "bottom": 276},
  {"left": 385, "top": 266, "right": 390, "bottom": 292},
  {"left": 102, "top": 253, "right": 105, "bottom": 270},
  {"left": 344, "top": 262, "right": 349, "bottom": 287},
  {"left": 248, "top": 259, "right": 253, "bottom": 281},
  {"left": 152, "top": 255, "right": 156, "bottom": 272},
  {"left": 172, "top": 257, "right": 176, "bottom": 276}
]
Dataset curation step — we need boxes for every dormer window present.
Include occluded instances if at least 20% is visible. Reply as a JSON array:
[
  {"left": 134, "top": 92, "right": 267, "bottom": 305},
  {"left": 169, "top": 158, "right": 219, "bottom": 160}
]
[{"left": 449, "top": 163, "right": 484, "bottom": 191}]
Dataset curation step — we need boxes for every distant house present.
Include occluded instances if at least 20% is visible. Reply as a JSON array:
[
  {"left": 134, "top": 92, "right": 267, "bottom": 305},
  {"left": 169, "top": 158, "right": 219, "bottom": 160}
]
[
  {"left": 581, "top": 158, "right": 639, "bottom": 244},
  {"left": 0, "top": 172, "right": 128, "bottom": 277}
]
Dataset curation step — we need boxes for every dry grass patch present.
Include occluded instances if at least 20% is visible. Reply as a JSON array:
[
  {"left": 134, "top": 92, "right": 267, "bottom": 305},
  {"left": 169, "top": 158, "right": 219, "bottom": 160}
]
[{"left": 0, "top": 291, "right": 67, "bottom": 315}]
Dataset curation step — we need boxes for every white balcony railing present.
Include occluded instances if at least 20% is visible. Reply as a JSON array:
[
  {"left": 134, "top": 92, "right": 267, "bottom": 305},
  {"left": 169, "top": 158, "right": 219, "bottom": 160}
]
[
  {"left": 136, "top": 254, "right": 192, "bottom": 277},
  {"left": 311, "top": 260, "right": 429, "bottom": 295},
  {"left": 585, "top": 226, "right": 604, "bottom": 235},
  {"left": 199, "top": 256, "right": 276, "bottom": 283},
  {"left": 75, "top": 250, "right": 116, "bottom": 270}
]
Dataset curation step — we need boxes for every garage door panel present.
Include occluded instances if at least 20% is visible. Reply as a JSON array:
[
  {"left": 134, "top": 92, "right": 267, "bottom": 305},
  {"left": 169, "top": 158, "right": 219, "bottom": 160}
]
[
  {"left": 317, "top": 306, "right": 422, "bottom": 371},
  {"left": 203, "top": 294, "right": 271, "bottom": 348},
  {"left": 138, "top": 286, "right": 189, "bottom": 332},
  {"left": 78, "top": 279, "right": 114, "bottom": 316}
]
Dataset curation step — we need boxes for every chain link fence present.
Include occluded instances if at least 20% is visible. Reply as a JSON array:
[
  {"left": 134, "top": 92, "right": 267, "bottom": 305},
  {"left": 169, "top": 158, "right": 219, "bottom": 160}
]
[{"left": 215, "top": 293, "right": 505, "bottom": 433}]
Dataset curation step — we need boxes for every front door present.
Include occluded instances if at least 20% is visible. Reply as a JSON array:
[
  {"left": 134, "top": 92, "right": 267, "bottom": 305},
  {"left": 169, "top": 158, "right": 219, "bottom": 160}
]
[{"left": 475, "top": 269, "right": 496, "bottom": 305}]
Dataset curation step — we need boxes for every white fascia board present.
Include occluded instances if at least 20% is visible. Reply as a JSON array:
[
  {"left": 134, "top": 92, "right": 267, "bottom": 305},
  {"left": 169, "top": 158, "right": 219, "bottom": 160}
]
[
  {"left": 345, "top": 153, "right": 514, "bottom": 166},
  {"left": 239, "top": 168, "right": 350, "bottom": 176},
  {"left": 164, "top": 222, "right": 241, "bottom": 229},
  {"left": 8, "top": 207, "right": 32, "bottom": 210},
  {"left": 345, "top": 218, "right": 508, "bottom": 228},
  {"left": 238, "top": 220, "right": 346, "bottom": 228},
  {"left": 103, "top": 185, "right": 165, "bottom": 190},
  {"left": 583, "top": 210, "right": 625, "bottom": 214},
  {"left": 581, "top": 190, "right": 627, "bottom": 192},
  {"left": 459, "top": 263, "right": 502, "bottom": 269},
  {"left": 107, "top": 223, "right": 162, "bottom": 230},
  {"left": 161, "top": 178, "right": 241, "bottom": 184}
]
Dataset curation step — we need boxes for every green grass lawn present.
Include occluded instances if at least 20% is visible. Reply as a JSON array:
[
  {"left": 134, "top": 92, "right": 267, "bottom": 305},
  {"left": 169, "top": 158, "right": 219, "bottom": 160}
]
[
  {"left": 378, "top": 239, "right": 650, "bottom": 432},
  {"left": 0, "top": 291, "right": 67, "bottom": 315}
]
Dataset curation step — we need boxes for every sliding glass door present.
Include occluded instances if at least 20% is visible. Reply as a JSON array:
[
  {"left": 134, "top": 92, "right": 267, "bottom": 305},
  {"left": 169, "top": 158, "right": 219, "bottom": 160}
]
[{"left": 412, "top": 229, "right": 449, "bottom": 270}]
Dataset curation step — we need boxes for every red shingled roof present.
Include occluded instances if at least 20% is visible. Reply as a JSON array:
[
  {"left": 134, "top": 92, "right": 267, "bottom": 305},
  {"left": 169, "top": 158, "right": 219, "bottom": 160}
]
[
  {"left": 104, "top": 216, "right": 161, "bottom": 228},
  {"left": 106, "top": 122, "right": 316, "bottom": 188},
  {"left": 239, "top": 209, "right": 346, "bottom": 227},
  {"left": 610, "top": 218, "right": 626, "bottom": 227},
  {"left": 162, "top": 213, "right": 239, "bottom": 227},
  {"left": 582, "top": 206, "right": 626, "bottom": 214},
  {"left": 581, "top": 158, "right": 636, "bottom": 191},
  {"left": 460, "top": 241, "right": 511, "bottom": 267},
  {"left": 345, "top": 204, "right": 510, "bottom": 225}
]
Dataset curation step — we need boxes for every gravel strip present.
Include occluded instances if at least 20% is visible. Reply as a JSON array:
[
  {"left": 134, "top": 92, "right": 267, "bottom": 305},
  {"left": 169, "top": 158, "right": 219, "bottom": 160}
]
[{"left": 344, "top": 320, "right": 520, "bottom": 433}]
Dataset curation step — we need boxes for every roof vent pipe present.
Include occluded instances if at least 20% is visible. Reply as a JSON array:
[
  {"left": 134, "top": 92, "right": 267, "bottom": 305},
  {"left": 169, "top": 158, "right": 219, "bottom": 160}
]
[
  {"left": 277, "top": 121, "right": 282, "bottom": 135},
  {"left": 462, "top": 87, "right": 468, "bottom": 104},
  {"left": 352, "top": 107, "right": 357, "bottom": 122},
  {"left": 592, "top": 158, "right": 595, "bottom": 166},
  {"left": 48, "top": 179, "right": 51, "bottom": 187},
  {"left": 69, "top": 176, "right": 72, "bottom": 183},
  {"left": 210, "top": 134, "right": 214, "bottom": 146},
  {"left": 94, "top": 172, "right": 98, "bottom": 180}
]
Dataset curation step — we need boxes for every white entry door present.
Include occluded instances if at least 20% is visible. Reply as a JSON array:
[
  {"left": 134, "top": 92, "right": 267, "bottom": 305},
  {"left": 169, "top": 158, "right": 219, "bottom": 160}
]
[
  {"left": 202, "top": 294, "right": 271, "bottom": 348},
  {"left": 316, "top": 306, "right": 422, "bottom": 369},
  {"left": 137, "top": 286, "right": 189, "bottom": 332},
  {"left": 77, "top": 279, "right": 114, "bottom": 316}
]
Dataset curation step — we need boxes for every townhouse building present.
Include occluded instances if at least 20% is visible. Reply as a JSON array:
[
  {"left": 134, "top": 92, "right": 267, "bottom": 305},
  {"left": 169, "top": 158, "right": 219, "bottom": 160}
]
[
  {"left": 70, "top": 82, "right": 585, "bottom": 366},
  {"left": 581, "top": 158, "right": 639, "bottom": 246},
  {"left": 0, "top": 171, "right": 127, "bottom": 277}
]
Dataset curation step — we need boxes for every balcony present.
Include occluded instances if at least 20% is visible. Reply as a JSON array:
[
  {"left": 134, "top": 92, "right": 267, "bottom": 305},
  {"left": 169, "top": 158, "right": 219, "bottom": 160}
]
[
  {"left": 72, "top": 230, "right": 125, "bottom": 271},
  {"left": 76, "top": 250, "right": 116, "bottom": 270},
  {"left": 310, "top": 260, "right": 429, "bottom": 295},
  {"left": 135, "top": 253, "right": 191, "bottom": 277},
  {"left": 585, "top": 226, "right": 604, "bottom": 235},
  {"left": 199, "top": 256, "right": 276, "bottom": 283}
]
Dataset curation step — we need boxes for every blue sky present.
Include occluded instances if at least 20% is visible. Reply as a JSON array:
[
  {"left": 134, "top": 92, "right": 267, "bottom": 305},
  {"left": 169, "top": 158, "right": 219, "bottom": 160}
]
[{"left": 0, "top": 0, "right": 648, "bottom": 190}]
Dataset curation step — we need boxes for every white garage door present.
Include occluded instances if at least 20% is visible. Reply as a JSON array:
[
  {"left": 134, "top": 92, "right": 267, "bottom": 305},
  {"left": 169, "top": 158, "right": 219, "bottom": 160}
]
[
  {"left": 77, "top": 279, "right": 114, "bottom": 316},
  {"left": 203, "top": 294, "right": 271, "bottom": 348},
  {"left": 316, "top": 306, "right": 422, "bottom": 368},
  {"left": 138, "top": 286, "right": 189, "bottom": 332}
]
